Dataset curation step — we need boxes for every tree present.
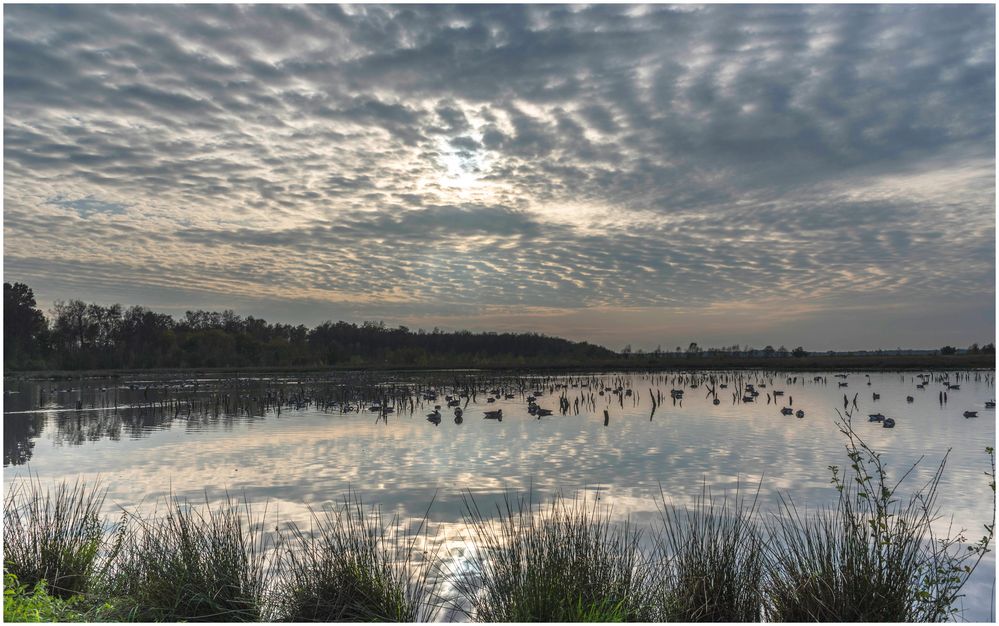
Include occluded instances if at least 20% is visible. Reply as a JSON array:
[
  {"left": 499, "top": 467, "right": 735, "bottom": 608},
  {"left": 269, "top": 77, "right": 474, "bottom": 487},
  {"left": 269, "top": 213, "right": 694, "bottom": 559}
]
[
  {"left": 983, "top": 343, "right": 995, "bottom": 355},
  {"left": 4, "top": 282, "right": 48, "bottom": 367},
  {"left": 940, "top": 346, "right": 957, "bottom": 355},
  {"left": 792, "top": 346, "right": 808, "bottom": 358},
  {"left": 969, "top": 343, "right": 981, "bottom": 355}
]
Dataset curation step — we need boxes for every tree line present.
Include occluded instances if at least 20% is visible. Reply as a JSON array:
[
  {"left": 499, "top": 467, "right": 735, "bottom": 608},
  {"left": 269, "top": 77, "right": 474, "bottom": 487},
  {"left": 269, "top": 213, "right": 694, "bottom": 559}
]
[
  {"left": 3, "top": 282, "right": 615, "bottom": 371},
  {"left": 5, "top": 282, "right": 993, "bottom": 372}
]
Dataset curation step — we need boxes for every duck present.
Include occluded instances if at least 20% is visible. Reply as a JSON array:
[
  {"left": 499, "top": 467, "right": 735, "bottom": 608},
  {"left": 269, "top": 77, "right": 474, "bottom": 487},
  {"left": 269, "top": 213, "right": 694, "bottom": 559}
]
[
  {"left": 883, "top": 417, "right": 896, "bottom": 428},
  {"left": 964, "top": 411, "right": 978, "bottom": 418},
  {"left": 795, "top": 410, "right": 805, "bottom": 418},
  {"left": 484, "top": 409, "right": 503, "bottom": 420},
  {"left": 780, "top": 407, "right": 794, "bottom": 415},
  {"left": 868, "top": 413, "right": 885, "bottom": 422}
]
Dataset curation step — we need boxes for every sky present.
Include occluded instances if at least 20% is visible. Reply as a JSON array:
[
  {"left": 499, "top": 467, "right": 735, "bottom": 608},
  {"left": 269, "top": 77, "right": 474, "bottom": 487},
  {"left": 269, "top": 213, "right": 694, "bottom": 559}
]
[{"left": 3, "top": 4, "right": 995, "bottom": 352}]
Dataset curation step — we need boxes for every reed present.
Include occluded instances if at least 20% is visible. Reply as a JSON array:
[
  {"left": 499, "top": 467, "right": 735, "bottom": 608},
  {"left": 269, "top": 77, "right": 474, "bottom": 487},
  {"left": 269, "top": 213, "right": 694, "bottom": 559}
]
[
  {"left": 274, "top": 495, "right": 440, "bottom": 622},
  {"left": 765, "top": 419, "right": 996, "bottom": 622},
  {"left": 650, "top": 484, "right": 766, "bottom": 621},
  {"left": 3, "top": 477, "right": 108, "bottom": 599},
  {"left": 105, "top": 494, "right": 269, "bottom": 622},
  {"left": 451, "top": 491, "right": 651, "bottom": 622}
]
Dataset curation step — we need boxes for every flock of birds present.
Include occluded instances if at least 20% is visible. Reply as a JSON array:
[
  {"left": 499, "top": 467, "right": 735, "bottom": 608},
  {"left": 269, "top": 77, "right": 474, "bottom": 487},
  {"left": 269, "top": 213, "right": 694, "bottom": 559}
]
[{"left": 396, "top": 370, "right": 995, "bottom": 429}]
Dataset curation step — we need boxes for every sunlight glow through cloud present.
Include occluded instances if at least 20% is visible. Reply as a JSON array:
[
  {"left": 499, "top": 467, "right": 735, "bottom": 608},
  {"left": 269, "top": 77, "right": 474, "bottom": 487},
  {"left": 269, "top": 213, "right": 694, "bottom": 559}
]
[{"left": 3, "top": 4, "right": 995, "bottom": 350}]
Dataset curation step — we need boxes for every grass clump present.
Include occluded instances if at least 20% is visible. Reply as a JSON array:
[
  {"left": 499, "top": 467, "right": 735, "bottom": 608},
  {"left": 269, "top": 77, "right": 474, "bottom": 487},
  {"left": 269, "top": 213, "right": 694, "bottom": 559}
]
[
  {"left": 453, "top": 492, "right": 649, "bottom": 622},
  {"left": 765, "top": 418, "right": 996, "bottom": 622},
  {"left": 651, "top": 485, "right": 765, "bottom": 621},
  {"left": 274, "top": 495, "right": 439, "bottom": 622},
  {"left": 3, "top": 478, "right": 108, "bottom": 599},
  {"left": 107, "top": 494, "right": 268, "bottom": 622}
]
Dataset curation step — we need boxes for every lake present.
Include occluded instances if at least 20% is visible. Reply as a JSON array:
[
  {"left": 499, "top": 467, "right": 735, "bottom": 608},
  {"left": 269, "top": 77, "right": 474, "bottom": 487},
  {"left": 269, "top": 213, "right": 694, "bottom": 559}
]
[{"left": 3, "top": 369, "right": 995, "bottom": 620}]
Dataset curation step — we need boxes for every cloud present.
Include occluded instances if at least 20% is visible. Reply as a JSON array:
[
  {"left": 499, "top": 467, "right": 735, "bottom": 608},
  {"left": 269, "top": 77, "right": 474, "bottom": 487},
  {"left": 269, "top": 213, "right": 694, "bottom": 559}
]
[{"left": 3, "top": 4, "right": 994, "bottom": 349}]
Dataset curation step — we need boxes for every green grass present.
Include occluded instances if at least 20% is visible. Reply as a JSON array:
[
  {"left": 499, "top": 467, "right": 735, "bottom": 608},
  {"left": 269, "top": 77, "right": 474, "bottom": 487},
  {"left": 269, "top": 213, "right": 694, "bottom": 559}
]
[
  {"left": 105, "top": 494, "right": 269, "bottom": 622},
  {"left": 3, "top": 571, "right": 110, "bottom": 622},
  {"left": 3, "top": 478, "right": 108, "bottom": 599},
  {"left": 452, "top": 492, "right": 650, "bottom": 622},
  {"left": 765, "top": 420, "right": 996, "bottom": 622},
  {"left": 274, "top": 495, "right": 440, "bottom": 622},
  {"left": 650, "top": 484, "right": 766, "bottom": 622}
]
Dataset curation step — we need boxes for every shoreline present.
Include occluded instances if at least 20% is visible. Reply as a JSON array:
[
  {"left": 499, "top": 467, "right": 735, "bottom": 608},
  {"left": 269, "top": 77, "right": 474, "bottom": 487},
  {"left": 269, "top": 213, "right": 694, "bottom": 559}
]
[{"left": 4, "top": 353, "right": 995, "bottom": 379}]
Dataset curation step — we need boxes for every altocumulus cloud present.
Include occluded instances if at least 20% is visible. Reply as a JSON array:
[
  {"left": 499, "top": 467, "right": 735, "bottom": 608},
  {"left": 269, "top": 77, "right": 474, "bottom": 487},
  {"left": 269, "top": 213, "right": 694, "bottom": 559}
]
[{"left": 3, "top": 4, "right": 994, "bottom": 349}]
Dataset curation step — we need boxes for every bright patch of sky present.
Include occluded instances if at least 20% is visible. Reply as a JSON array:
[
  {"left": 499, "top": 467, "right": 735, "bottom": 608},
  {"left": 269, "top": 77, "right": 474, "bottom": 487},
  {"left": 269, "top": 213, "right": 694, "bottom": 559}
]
[{"left": 3, "top": 4, "right": 994, "bottom": 350}]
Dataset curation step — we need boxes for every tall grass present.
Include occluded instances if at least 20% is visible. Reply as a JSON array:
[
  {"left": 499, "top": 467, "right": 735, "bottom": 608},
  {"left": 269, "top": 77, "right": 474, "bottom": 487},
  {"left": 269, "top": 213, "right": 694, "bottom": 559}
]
[
  {"left": 2, "top": 425, "right": 993, "bottom": 622},
  {"left": 765, "top": 418, "right": 996, "bottom": 622},
  {"left": 3, "top": 477, "right": 109, "bottom": 599},
  {"left": 106, "top": 494, "right": 270, "bottom": 622},
  {"left": 452, "top": 492, "right": 650, "bottom": 622},
  {"left": 650, "top": 484, "right": 766, "bottom": 621},
  {"left": 274, "top": 495, "right": 440, "bottom": 622}
]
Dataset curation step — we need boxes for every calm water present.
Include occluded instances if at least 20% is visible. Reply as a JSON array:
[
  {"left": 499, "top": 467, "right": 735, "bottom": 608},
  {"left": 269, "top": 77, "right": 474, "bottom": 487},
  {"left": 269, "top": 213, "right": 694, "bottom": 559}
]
[{"left": 3, "top": 369, "right": 996, "bottom": 620}]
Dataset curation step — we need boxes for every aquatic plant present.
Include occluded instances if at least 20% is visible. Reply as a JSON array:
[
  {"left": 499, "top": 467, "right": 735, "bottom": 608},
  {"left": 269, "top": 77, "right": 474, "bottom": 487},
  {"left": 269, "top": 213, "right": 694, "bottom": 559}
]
[
  {"left": 274, "top": 495, "right": 440, "bottom": 622},
  {"left": 106, "top": 494, "right": 269, "bottom": 622},
  {"left": 649, "top": 484, "right": 766, "bottom": 621},
  {"left": 451, "top": 491, "right": 651, "bottom": 622},
  {"left": 3, "top": 477, "right": 108, "bottom": 599},
  {"left": 765, "top": 418, "right": 995, "bottom": 622}
]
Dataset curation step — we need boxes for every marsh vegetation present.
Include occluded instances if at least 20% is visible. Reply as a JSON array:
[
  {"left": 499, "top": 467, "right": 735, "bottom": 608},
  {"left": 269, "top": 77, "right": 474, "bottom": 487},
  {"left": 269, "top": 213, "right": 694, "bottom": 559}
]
[{"left": 3, "top": 417, "right": 994, "bottom": 622}]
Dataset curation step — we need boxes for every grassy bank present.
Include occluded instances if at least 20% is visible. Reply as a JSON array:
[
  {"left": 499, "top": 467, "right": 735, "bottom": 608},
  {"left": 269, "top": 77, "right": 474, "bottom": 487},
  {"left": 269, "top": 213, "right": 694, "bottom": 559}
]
[{"left": 3, "top": 422, "right": 994, "bottom": 622}]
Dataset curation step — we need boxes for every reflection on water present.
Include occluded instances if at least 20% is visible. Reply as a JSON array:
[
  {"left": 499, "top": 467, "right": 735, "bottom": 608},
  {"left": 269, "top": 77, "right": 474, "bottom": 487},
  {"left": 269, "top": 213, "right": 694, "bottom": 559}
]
[{"left": 3, "top": 369, "right": 996, "bottom": 620}]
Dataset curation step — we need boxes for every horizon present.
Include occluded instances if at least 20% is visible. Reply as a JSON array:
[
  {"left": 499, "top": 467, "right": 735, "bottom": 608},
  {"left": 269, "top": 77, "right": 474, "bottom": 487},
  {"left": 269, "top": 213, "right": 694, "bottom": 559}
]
[
  {"left": 5, "top": 278, "right": 992, "bottom": 356},
  {"left": 4, "top": 4, "right": 996, "bottom": 352}
]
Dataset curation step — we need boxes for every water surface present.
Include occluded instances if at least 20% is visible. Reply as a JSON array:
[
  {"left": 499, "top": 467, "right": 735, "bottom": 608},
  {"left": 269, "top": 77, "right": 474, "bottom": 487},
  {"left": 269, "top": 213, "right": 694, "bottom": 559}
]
[{"left": 4, "top": 369, "right": 995, "bottom": 620}]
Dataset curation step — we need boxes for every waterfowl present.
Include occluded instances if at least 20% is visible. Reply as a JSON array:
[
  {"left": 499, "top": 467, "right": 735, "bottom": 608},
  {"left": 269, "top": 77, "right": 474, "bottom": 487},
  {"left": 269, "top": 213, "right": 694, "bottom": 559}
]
[
  {"left": 795, "top": 410, "right": 805, "bottom": 418},
  {"left": 964, "top": 411, "right": 978, "bottom": 418},
  {"left": 484, "top": 409, "right": 503, "bottom": 420},
  {"left": 906, "top": 396, "right": 914, "bottom": 403},
  {"left": 986, "top": 401, "right": 996, "bottom": 408},
  {"left": 780, "top": 407, "right": 793, "bottom": 415},
  {"left": 868, "top": 413, "right": 885, "bottom": 422},
  {"left": 882, "top": 417, "right": 896, "bottom": 428}
]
